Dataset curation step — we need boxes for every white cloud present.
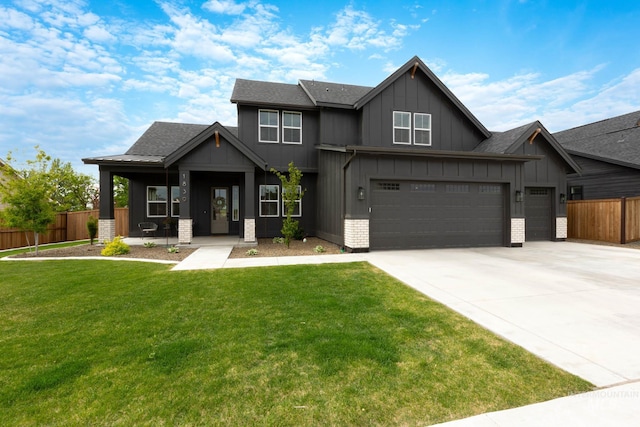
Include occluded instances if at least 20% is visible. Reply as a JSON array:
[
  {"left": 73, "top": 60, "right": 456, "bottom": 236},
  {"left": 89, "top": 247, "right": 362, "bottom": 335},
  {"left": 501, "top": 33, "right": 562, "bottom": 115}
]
[
  {"left": 83, "top": 25, "right": 116, "bottom": 43},
  {"left": 203, "top": 0, "right": 247, "bottom": 15}
]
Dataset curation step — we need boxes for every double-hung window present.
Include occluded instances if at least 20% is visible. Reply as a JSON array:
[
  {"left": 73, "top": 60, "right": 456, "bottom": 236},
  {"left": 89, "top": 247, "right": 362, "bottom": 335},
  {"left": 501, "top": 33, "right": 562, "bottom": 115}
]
[
  {"left": 393, "top": 111, "right": 411, "bottom": 144},
  {"left": 414, "top": 113, "right": 432, "bottom": 146},
  {"left": 282, "top": 185, "right": 302, "bottom": 217},
  {"left": 393, "top": 111, "right": 432, "bottom": 146},
  {"left": 259, "top": 110, "right": 279, "bottom": 143},
  {"left": 259, "top": 184, "right": 279, "bottom": 217},
  {"left": 282, "top": 111, "right": 302, "bottom": 144},
  {"left": 147, "top": 186, "right": 180, "bottom": 217},
  {"left": 147, "top": 186, "right": 168, "bottom": 217}
]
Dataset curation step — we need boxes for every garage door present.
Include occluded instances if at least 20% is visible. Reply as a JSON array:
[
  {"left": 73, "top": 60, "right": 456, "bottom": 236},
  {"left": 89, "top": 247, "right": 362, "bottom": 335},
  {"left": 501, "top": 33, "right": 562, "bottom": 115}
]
[
  {"left": 370, "top": 181, "right": 504, "bottom": 250},
  {"left": 525, "top": 187, "right": 552, "bottom": 241}
]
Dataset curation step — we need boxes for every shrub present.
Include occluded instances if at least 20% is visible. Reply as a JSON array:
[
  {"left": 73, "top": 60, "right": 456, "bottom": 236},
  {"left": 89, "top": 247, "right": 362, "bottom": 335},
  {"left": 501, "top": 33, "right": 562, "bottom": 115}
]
[
  {"left": 101, "top": 236, "right": 130, "bottom": 256},
  {"left": 314, "top": 245, "right": 325, "bottom": 253},
  {"left": 86, "top": 216, "right": 98, "bottom": 245},
  {"left": 144, "top": 241, "right": 157, "bottom": 248},
  {"left": 272, "top": 237, "right": 285, "bottom": 244},
  {"left": 167, "top": 246, "right": 179, "bottom": 253},
  {"left": 246, "top": 248, "right": 258, "bottom": 256}
]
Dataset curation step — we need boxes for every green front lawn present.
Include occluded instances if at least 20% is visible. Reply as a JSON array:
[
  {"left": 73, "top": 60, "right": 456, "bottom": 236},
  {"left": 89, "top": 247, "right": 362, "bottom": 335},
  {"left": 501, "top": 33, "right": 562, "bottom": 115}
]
[{"left": 0, "top": 260, "right": 592, "bottom": 426}]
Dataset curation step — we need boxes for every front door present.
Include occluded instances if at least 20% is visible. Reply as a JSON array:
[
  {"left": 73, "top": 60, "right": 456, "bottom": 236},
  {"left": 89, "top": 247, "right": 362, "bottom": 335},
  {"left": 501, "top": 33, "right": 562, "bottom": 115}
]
[{"left": 211, "top": 187, "right": 229, "bottom": 234}]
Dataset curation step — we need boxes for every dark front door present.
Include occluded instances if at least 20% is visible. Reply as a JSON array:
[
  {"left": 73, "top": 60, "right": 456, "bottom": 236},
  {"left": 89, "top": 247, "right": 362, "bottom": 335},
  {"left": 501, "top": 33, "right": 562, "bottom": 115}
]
[{"left": 211, "top": 187, "right": 229, "bottom": 234}]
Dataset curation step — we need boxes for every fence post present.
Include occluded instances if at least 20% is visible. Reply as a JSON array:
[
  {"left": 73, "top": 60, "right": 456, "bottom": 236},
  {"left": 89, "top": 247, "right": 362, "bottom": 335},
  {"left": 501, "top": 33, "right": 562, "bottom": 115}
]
[{"left": 621, "top": 197, "right": 627, "bottom": 244}]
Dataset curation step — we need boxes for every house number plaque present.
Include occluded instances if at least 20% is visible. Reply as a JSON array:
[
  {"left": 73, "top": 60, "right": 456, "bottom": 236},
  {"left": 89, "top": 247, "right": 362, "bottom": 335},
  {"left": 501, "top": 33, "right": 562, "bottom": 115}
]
[{"left": 181, "top": 173, "right": 188, "bottom": 202}]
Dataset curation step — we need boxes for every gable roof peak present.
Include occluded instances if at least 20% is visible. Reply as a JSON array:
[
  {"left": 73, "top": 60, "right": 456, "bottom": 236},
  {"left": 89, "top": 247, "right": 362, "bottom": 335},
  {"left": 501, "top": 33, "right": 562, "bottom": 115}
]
[{"left": 354, "top": 56, "right": 491, "bottom": 138}]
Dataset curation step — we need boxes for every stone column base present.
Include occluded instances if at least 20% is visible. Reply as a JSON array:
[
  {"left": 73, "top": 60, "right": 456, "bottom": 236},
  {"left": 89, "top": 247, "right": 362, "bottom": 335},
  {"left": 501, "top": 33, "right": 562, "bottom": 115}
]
[
  {"left": 511, "top": 218, "right": 525, "bottom": 246},
  {"left": 244, "top": 218, "right": 256, "bottom": 243},
  {"left": 99, "top": 219, "right": 115, "bottom": 243},
  {"left": 178, "top": 219, "right": 193, "bottom": 244},
  {"left": 344, "top": 219, "right": 369, "bottom": 251},
  {"left": 556, "top": 217, "right": 568, "bottom": 239}
]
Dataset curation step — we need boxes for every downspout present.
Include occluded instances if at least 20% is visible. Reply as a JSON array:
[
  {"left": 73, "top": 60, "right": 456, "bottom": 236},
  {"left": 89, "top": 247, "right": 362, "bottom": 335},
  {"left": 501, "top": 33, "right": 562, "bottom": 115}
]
[{"left": 342, "top": 148, "right": 358, "bottom": 250}]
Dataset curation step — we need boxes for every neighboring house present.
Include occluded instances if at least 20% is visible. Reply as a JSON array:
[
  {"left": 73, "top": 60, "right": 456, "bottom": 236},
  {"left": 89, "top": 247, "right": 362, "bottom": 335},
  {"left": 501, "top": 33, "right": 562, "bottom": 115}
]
[
  {"left": 554, "top": 110, "right": 640, "bottom": 200},
  {"left": 83, "top": 56, "right": 579, "bottom": 251}
]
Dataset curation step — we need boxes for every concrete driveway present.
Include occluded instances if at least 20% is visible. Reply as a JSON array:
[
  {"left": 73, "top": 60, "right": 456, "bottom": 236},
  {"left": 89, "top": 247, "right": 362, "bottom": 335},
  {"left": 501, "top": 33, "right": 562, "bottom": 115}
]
[{"left": 365, "top": 241, "right": 640, "bottom": 388}]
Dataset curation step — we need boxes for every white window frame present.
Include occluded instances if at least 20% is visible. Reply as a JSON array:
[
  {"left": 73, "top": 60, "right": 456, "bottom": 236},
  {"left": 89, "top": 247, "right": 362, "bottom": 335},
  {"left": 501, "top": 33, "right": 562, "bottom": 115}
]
[
  {"left": 393, "top": 111, "right": 411, "bottom": 145},
  {"left": 147, "top": 186, "right": 168, "bottom": 217},
  {"left": 282, "top": 185, "right": 302, "bottom": 217},
  {"left": 171, "top": 186, "right": 180, "bottom": 217},
  {"left": 148, "top": 186, "right": 180, "bottom": 217},
  {"left": 282, "top": 111, "right": 302, "bottom": 144},
  {"left": 259, "top": 109, "right": 279, "bottom": 143},
  {"left": 259, "top": 184, "right": 280, "bottom": 217},
  {"left": 414, "top": 113, "right": 432, "bottom": 146}
]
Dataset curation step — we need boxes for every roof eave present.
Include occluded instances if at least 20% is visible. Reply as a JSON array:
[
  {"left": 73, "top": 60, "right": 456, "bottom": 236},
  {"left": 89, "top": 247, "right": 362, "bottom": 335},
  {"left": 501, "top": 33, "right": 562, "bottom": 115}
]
[{"left": 317, "top": 144, "right": 543, "bottom": 162}]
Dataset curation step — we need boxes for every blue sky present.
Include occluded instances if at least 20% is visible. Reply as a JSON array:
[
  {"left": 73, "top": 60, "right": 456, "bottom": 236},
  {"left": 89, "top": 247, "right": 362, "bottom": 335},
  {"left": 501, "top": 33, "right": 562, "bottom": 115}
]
[{"left": 1, "top": 0, "right": 640, "bottom": 177}]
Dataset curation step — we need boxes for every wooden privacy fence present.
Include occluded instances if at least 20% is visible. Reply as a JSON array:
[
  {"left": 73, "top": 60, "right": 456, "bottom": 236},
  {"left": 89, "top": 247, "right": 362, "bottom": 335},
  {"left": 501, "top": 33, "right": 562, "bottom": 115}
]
[
  {"left": 0, "top": 208, "right": 129, "bottom": 251},
  {"left": 0, "top": 213, "right": 67, "bottom": 250},
  {"left": 568, "top": 197, "right": 640, "bottom": 244},
  {"left": 66, "top": 208, "right": 129, "bottom": 241}
]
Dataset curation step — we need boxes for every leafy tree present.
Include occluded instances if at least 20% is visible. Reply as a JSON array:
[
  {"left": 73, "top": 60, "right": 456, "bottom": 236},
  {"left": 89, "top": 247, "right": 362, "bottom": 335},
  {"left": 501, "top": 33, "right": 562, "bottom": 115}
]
[
  {"left": 271, "top": 162, "right": 305, "bottom": 248},
  {"left": 114, "top": 175, "right": 129, "bottom": 208},
  {"left": 2, "top": 147, "right": 96, "bottom": 213},
  {"left": 0, "top": 158, "right": 55, "bottom": 254}
]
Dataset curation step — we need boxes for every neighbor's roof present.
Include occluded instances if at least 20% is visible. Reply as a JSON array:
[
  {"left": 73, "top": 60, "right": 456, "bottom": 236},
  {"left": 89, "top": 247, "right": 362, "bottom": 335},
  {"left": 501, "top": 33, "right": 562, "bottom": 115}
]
[{"left": 554, "top": 110, "right": 640, "bottom": 169}]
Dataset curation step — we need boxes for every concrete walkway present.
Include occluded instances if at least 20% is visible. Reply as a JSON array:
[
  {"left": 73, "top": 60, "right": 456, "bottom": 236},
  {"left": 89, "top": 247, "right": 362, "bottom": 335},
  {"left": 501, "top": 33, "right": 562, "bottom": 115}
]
[{"left": 167, "top": 240, "right": 640, "bottom": 426}]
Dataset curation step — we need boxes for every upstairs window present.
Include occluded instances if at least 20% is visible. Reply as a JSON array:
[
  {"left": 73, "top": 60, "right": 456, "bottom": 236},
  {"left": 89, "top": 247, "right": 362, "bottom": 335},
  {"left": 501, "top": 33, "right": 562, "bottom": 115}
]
[
  {"left": 393, "top": 111, "right": 411, "bottom": 144},
  {"left": 283, "top": 111, "right": 302, "bottom": 144},
  {"left": 414, "top": 113, "right": 432, "bottom": 146},
  {"left": 259, "top": 110, "right": 279, "bottom": 143}
]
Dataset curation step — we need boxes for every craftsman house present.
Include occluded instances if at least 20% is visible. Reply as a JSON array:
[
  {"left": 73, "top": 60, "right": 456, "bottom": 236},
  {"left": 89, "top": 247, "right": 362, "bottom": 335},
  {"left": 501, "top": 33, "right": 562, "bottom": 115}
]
[
  {"left": 554, "top": 110, "right": 640, "bottom": 200},
  {"left": 83, "top": 56, "right": 579, "bottom": 251}
]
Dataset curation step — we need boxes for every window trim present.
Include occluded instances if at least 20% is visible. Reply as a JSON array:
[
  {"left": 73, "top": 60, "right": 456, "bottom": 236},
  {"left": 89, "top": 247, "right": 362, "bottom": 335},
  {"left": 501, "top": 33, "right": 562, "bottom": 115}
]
[
  {"left": 258, "top": 109, "right": 279, "bottom": 143},
  {"left": 171, "top": 186, "right": 180, "bottom": 217},
  {"left": 282, "top": 111, "right": 302, "bottom": 144},
  {"left": 414, "top": 113, "right": 432, "bottom": 146},
  {"left": 147, "top": 186, "right": 180, "bottom": 218},
  {"left": 393, "top": 111, "right": 411, "bottom": 145},
  {"left": 259, "top": 184, "right": 280, "bottom": 217},
  {"left": 282, "top": 185, "right": 302, "bottom": 217}
]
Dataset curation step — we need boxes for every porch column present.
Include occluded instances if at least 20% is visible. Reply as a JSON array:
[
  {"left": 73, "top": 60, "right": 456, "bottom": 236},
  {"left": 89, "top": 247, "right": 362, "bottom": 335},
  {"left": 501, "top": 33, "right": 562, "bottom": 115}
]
[
  {"left": 178, "top": 169, "right": 192, "bottom": 244},
  {"left": 98, "top": 168, "right": 115, "bottom": 242},
  {"left": 244, "top": 170, "right": 256, "bottom": 243}
]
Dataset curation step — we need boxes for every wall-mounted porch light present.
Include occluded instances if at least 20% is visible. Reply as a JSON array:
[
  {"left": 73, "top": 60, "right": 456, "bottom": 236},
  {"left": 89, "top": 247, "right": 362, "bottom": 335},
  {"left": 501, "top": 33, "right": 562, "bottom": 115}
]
[
  {"left": 515, "top": 190, "right": 523, "bottom": 202},
  {"left": 357, "top": 186, "right": 365, "bottom": 201},
  {"left": 560, "top": 193, "right": 566, "bottom": 204}
]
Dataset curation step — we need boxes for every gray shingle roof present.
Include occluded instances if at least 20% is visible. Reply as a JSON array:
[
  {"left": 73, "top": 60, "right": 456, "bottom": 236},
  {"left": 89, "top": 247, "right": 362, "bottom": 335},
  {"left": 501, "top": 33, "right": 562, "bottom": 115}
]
[
  {"left": 474, "top": 122, "right": 534, "bottom": 154},
  {"left": 125, "top": 122, "right": 210, "bottom": 157},
  {"left": 298, "top": 80, "right": 372, "bottom": 108},
  {"left": 231, "top": 79, "right": 315, "bottom": 108},
  {"left": 554, "top": 110, "right": 640, "bottom": 168}
]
